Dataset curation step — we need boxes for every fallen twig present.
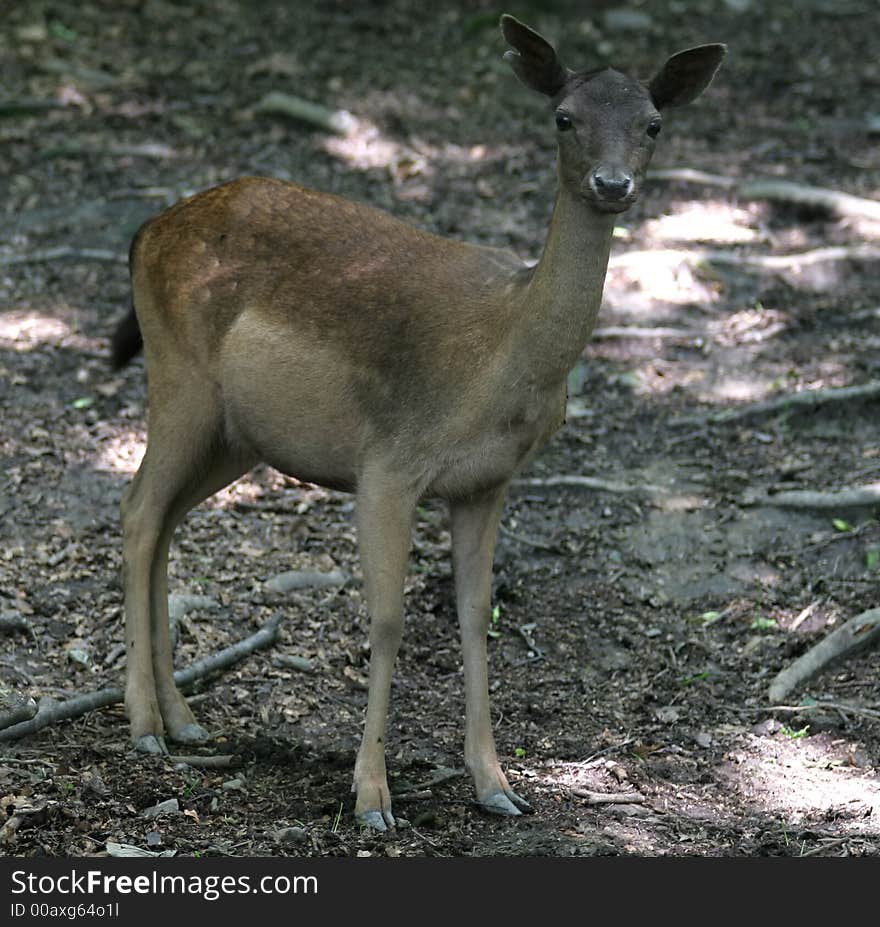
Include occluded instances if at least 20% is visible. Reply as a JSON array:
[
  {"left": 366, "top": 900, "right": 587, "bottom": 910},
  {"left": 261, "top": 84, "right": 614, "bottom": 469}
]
[
  {"left": 768, "top": 608, "right": 880, "bottom": 704},
  {"left": 571, "top": 788, "right": 646, "bottom": 805},
  {"left": 750, "top": 483, "right": 880, "bottom": 512},
  {"left": 498, "top": 521, "right": 559, "bottom": 551},
  {"left": 253, "top": 91, "right": 357, "bottom": 135},
  {"left": 671, "top": 380, "right": 880, "bottom": 427},
  {"left": 591, "top": 325, "right": 701, "bottom": 341},
  {"left": 800, "top": 838, "right": 849, "bottom": 858},
  {"left": 0, "top": 246, "right": 127, "bottom": 266},
  {"left": 704, "top": 244, "right": 880, "bottom": 270},
  {"left": 390, "top": 789, "right": 434, "bottom": 802},
  {"left": 649, "top": 169, "right": 880, "bottom": 222},
  {"left": 0, "top": 615, "right": 282, "bottom": 741},
  {"left": 167, "top": 754, "right": 240, "bottom": 769},
  {"left": 512, "top": 474, "right": 667, "bottom": 497},
  {"left": 768, "top": 701, "right": 880, "bottom": 722},
  {"left": 739, "top": 180, "right": 880, "bottom": 222},
  {"left": 647, "top": 167, "right": 736, "bottom": 189},
  {"left": 515, "top": 623, "right": 544, "bottom": 660},
  {"left": 0, "top": 692, "right": 38, "bottom": 731}
]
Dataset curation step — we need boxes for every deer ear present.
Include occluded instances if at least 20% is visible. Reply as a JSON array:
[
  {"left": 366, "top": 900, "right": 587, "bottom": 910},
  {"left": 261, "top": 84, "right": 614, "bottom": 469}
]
[
  {"left": 649, "top": 44, "right": 726, "bottom": 109},
  {"left": 500, "top": 14, "right": 569, "bottom": 97}
]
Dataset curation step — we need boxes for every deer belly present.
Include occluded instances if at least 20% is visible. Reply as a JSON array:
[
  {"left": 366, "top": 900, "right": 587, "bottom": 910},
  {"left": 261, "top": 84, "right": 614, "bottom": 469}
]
[{"left": 219, "top": 320, "right": 360, "bottom": 490}]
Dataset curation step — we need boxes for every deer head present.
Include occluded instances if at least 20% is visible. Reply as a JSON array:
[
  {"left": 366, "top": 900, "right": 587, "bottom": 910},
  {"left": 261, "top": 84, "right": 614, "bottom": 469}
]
[{"left": 501, "top": 14, "right": 726, "bottom": 213}]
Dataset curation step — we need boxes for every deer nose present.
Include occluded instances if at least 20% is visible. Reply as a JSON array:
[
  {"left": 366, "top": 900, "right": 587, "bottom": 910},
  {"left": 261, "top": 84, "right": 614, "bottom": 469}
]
[{"left": 589, "top": 168, "right": 633, "bottom": 201}]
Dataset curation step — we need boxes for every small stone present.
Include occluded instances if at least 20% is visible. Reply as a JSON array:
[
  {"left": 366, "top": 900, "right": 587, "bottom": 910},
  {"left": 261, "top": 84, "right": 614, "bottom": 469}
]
[
  {"left": 276, "top": 654, "right": 314, "bottom": 673},
  {"left": 66, "top": 647, "right": 91, "bottom": 668},
  {"left": 264, "top": 569, "right": 348, "bottom": 594},
  {"left": 222, "top": 778, "right": 244, "bottom": 791},
  {"left": 142, "top": 798, "right": 180, "bottom": 819},
  {"left": 274, "top": 826, "right": 308, "bottom": 845},
  {"left": 168, "top": 594, "right": 220, "bottom": 623},
  {"left": 695, "top": 731, "right": 713, "bottom": 748}
]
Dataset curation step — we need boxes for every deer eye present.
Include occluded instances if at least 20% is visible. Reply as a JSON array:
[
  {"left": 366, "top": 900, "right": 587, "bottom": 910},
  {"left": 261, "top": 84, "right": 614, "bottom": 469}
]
[
  {"left": 646, "top": 117, "right": 662, "bottom": 138},
  {"left": 555, "top": 111, "right": 573, "bottom": 131}
]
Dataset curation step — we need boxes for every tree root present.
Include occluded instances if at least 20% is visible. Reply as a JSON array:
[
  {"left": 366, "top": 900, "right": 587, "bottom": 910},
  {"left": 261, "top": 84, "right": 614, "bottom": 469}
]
[
  {"left": 167, "top": 754, "right": 240, "bottom": 769},
  {"left": 571, "top": 789, "right": 646, "bottom": 804},
  {"left": 0, "top": 691, "right": 38, "bottom": 731},
  {"left": 649, "top": 169, "right": 880, "bottom": 222},
  {"left": 512, "top": 474, "right": 668, "bottom": 497},
  {"left": 768, "top": 608, "right": 880, "bottom": 704},
  {"left": 671, "top": 380, "right": 880, "bottom": 427},
  {"left": 0, "top": 246, "right": 127, "bottom": 266},
  {"left": 0, "top": 615, "right": 282, "bottom": 741},
  {"left": 748, "top": 484, "right": 880, "bottom": 512}
]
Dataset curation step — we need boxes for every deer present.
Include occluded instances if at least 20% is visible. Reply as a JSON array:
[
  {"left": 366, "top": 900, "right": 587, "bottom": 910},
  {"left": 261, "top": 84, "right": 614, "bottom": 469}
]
[{"left": 111, "top": 15, "right": 725, "bottom": 831}]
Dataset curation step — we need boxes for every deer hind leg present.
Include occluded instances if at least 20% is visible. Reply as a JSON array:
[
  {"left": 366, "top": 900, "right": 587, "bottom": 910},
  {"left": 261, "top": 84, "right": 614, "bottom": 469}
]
[
  {"left": 121, "top": 387, "right": 254, "bottom": 753},
  {"left": 351, "top": 461, "right": 417, "bottom": 831},
  {"left": 451, "top": 485, "right": 532, "bottom": 817}
]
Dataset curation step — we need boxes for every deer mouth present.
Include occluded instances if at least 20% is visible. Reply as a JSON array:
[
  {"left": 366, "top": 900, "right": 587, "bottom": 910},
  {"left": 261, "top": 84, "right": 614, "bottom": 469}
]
[{"left": 592, "top": 195, "right": 636, "bottom": 213}]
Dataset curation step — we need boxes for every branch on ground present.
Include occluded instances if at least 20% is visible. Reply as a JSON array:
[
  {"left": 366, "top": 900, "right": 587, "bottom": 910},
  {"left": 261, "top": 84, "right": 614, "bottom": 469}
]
[
  {"left": 768, "top": 607, "right": 880, "bottom": 704},
  {"left": 512, "top": 474, "right": 668, "bottom": 497},
  {"left": 649, "top": 169, "right": 880, "bottom": 222},
  {"left": 747, "top": 483, "right": 880, "bottom": 512},
  {"left": 0, "top": 691, "right": 38, "bottom": 731},
  {"left": 0, "top": 615, "right": 282, "bottom": 741},
  {"left": 0, "top": 246, "right": 127, "bottom": 266},
  {"left": 253, "top": 92, "right": 356, "bottom": 135},
  {"left": 671, "top": 380, "right": 880, "bottom": 427},
  {"left": 571, "top": 789, "right": 646, "bottom": 804}
]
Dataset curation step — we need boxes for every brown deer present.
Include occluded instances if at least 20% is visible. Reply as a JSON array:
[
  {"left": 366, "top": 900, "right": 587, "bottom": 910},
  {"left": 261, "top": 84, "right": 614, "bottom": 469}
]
[{"left": 112, "top": 15, "right": 724, "bottom": 830}]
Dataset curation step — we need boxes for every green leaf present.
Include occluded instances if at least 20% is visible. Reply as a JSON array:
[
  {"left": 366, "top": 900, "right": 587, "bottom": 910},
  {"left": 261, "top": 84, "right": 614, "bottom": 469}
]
[
  {"left": 750, "top": 616, "right": 778, "bottom": 631},
  {"left": 680, "top": 671, "right": 710, "bottom": 686},
  {"left": 514, "top": 747, "right": 526, "bottom": 758},
  {"left": 780, "top": 725, "right": 809, "bottom": 740},
  {"left": 72, "top": 396, "right": 94, "bottom": 409},
  {"left": 866, "top": 549, "right": 880, "bottom": 571},
  {"left": 50, "top": 20, "right": 77, "bottom": 42},
  {"left": 699, "top": 610, "right": 722, "bottom": 626},
  {"left": 832, "top": 518, "right": 852, "bottom": 532}
]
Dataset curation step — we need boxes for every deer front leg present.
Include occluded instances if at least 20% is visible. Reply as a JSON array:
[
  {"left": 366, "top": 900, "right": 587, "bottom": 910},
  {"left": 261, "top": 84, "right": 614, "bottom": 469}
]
[
  {"left": 352, "top": 465, "right": 416, "bottom": 831},
  {"left": 451, "top": 486, "right": 532, "bottom": 817}
]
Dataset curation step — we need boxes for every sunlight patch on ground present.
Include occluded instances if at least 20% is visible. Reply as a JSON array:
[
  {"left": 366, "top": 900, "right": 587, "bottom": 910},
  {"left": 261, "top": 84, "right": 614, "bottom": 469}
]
[
  {"left": 322, "top": 117, "right": 428, "bottom": 178},
  {"left": 604, "top": 248, "right": 720, "bottom": 316},
  {"left": 0, "top": 309, "right": 71, "bottom": 349},
  {"left": 708, "top": 306, "right": 790, "bottom": 346},
  {"left": 698, "top": 374, "right": 780, "bottom": 403},
  {"left": 321, "top": 116, "right": 509, "bottom": 202},
  {"left": 642, "top": 199, "right": 763, "bottom": 245},
  {"left": 718, "top": 732, "right": 880, "bottom": 836},
  {"left": 93, "top": 430, "right": 145, "bottom": 475}
]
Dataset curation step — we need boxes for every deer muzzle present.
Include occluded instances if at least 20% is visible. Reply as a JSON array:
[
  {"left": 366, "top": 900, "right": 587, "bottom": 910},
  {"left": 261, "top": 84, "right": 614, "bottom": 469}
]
[{"left": 587, "top": 165, "right": 636, "bottom": 212}]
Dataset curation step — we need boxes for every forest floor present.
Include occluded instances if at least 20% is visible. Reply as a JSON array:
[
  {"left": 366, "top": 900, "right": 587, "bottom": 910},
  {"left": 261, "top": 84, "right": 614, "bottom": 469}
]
[{"left": 2, "top": 0, "right": 880, "bottom": 858}]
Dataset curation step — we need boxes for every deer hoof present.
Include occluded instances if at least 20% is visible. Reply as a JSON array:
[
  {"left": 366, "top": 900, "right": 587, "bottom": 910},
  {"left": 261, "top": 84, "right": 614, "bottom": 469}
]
[
  {"left": 357, "top": 809, "right": 396, "bottom": 832},
  {"left": 134, "top": 734, "right": 168, "bottom": 755},
  {"left": 170, "top": 723, "right": 209, "bottom": 744},
  {"left": 479, "top": 790, "right": 531, "bottom": 816}
]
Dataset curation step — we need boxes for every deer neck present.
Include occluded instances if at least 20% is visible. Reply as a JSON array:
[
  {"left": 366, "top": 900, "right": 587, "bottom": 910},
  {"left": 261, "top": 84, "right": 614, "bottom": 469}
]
[{"left": 512, "top": 176, "right": 616, "bottom": 384}]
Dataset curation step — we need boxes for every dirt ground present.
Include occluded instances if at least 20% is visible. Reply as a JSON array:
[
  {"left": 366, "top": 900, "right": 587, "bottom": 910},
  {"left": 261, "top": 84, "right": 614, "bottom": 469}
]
[{"left": 2, "top": 0, "right": 880, "bottom": 858}]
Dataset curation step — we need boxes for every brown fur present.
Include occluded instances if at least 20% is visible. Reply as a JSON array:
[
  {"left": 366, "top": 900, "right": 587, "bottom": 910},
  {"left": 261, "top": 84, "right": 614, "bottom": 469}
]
[{"left": 117, "top": 15, "right": 724, "bottom": 829}]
